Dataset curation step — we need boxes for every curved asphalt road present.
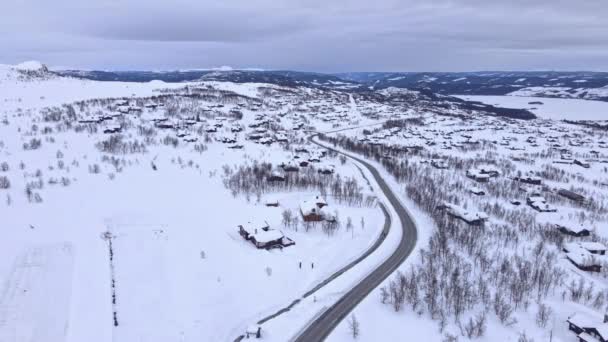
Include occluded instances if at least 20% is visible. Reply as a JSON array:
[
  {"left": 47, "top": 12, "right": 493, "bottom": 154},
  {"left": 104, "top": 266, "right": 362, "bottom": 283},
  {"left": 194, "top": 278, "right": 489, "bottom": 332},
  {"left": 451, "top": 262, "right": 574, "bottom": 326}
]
[{"left": 294, "top": 135, "right": 418, "bottom": 342}]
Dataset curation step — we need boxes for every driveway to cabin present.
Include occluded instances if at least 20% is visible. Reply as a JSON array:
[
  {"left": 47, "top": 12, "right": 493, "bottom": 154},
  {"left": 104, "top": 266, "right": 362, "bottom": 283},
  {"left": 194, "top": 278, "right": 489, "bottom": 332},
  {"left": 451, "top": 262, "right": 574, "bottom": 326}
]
[{"left": 293, "top": 132, "right": 419, "bottom": 342}]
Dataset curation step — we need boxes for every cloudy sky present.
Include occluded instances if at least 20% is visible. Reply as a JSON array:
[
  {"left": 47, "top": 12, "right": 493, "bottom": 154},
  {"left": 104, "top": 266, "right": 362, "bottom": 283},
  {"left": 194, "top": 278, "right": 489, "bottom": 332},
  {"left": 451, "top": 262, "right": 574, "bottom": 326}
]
[{"left": 2, "top": 0, "right": 608, "bottom": 72}]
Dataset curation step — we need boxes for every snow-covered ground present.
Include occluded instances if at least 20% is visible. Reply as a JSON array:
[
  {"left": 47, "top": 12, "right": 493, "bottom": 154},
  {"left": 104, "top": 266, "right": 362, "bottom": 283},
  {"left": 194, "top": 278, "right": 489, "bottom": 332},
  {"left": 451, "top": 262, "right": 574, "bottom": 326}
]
[
  {"left": 0, "top": 136, "right": 385, "bottom": 341},
  {"left": 2, "top": 60, "right": 608, "bottom": 342},
  {"left": 0, "top": 243, "right": 74, "bottom": 342},
  {"left": 456, "top": 95, "right": 608, "bottom": 120}
]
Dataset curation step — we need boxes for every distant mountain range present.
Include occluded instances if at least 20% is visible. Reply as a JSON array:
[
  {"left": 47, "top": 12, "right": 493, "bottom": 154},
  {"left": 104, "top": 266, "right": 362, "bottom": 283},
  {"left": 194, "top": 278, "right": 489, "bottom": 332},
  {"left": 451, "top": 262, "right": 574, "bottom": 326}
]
[
  {"left": 56, "top": 69, "right": 362, "bottom": 90},
  {"left": 336, "top": 71, "right": 608, "bottom": 101},
  {"left": 56, "top": 69, "right": 608, "bottom": 102}
]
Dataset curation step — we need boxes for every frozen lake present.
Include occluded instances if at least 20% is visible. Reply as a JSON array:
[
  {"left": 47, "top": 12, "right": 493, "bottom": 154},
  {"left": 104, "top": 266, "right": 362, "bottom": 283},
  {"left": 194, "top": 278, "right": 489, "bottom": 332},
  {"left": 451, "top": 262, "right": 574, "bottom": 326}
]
[{"left": 455, "top": 95, "right": 608, "bottom": 120}]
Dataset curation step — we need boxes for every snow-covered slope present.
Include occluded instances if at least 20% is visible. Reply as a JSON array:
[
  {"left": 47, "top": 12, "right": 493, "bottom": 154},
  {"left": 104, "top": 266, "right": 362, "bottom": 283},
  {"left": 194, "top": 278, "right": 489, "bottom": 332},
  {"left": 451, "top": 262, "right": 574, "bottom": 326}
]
[{"left": 0, "top": 62, "right": 190, "bottom": 112}]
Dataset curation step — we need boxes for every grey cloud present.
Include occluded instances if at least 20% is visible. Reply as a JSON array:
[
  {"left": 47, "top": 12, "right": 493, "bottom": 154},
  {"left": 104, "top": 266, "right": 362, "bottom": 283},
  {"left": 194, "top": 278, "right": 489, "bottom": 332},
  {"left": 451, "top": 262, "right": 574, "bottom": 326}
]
[
  {"left": 74, "top": 7, "right": 312, "bottom": 42},
  {"left": 1, "top": 0, "right": 607, "bottom": 71}
]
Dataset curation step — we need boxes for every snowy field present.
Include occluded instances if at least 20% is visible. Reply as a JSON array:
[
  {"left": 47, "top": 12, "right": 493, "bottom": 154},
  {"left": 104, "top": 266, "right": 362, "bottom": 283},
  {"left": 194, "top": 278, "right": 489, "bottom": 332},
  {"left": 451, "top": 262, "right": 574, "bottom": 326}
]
[
  {"left": 0, "top": 139, "right": 385, "bottom": 341},
  {"left": 0, "top": 243, "right": 74, "bottom": 342},
  {"left": 456, "top": 95, "right": 608, "bottom": 120},
  {"left": 0, "top": 62, "right": 389, "bottom": 341}
]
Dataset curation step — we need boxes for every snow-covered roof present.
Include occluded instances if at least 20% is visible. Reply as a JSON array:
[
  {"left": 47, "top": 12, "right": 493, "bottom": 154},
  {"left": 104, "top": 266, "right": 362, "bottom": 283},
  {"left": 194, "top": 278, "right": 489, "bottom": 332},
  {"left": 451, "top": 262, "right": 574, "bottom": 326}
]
[
  {"left": 526, "top": 193, "right": 556, "bottom": 212},
  {"left": 252, "top": 229, "right": 283, "bottom": 244},
  {"left": 567, "top": 313, "right": 608, "bottom": 339},
  {"left": 104, "top": 123, "right": 121, "bottom": 130},
  {"left": 259, "top": 137, "right": 274, "bottom": 144},
  {"left": 246, "top": 325, "right": 261, "bottom": 334},
  {"left": 556, "top": 223, "right": 590, "bottom": 234},
  {"left": 564, "top": 242, "right": 585, "bottom": 253},
  {"left": 316, "top": 163, "right": 335, "bottom": 172},
  {"left": 596, "top": 325, "right": 608, "bottom": 340},
  {"left": 264, "top": 196, "right": 280, "bottom": 204},
  {"left": 239, "top": 220, "right": 270, "bottom": 234},
  {"left": 441, "top": 202, "right": 488, "bottom": 223},
  {"left": 578, "top": 332, "right": 602, "bottom": 342},
  {"left": 312, "top": 195, "right": 327, "bottom": 207},
  {"left": 528, "top": 195, "right": 546, "bottom": 203},
  {"left": 470, "top": 187, "right": 484, "bottom": 194},
  {"left": 568, "top": 312, "right": 599, "bottom": 329},
  {"left": 431, "top": 159, "right": 449, "bottom": 168},
  {"left": 520, "top": 175, "right": 542, "bottom": 181},
  {"left": 580, "top": 241, "right": 607, "bottom": 252},
  {"left": 466, "top": 168, "right": 490, "bottom": 179},
  {"left": 270, "top": 170, "right": 285, "bottom": 178},
  {"left": 478, "top": 165, "right": 501, "bottom": 175},
  {"left": 300, "top": 201, "right": 325, "bottom": 217},
  {"left": 567, "top": 250, "right": 598, "bottom": 267}
]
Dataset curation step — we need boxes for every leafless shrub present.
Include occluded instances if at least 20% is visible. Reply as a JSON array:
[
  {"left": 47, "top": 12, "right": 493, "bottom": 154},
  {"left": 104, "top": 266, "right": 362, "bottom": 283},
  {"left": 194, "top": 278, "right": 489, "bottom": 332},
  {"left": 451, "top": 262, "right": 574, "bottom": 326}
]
[{"left": 0, "top": 176, "right": 10, "bottom": 189}]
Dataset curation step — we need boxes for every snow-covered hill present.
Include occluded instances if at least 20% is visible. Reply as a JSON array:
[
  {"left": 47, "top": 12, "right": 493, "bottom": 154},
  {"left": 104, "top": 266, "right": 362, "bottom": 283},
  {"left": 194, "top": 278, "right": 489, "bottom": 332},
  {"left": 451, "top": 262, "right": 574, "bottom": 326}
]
[
  {"left": 0, "top": 62, "right": 189, "bottom": 112},
  {"left": 57, "top": 68, "right": 364, "bottom": 90},
  {"left": 337, "top": 71, "right": 608, "bottom": 102},
  {"left": 0, "top": 60, "right": 53, "bottom": 82}
]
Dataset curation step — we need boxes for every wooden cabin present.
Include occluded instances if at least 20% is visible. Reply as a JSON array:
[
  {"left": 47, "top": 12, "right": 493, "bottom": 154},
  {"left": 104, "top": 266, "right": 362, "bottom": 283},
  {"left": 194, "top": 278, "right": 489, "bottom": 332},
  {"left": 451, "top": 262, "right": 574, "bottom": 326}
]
[
  {"left": 556, "top": 224, "right": 591, "bottom": 237},
  {"left": 565, "top": 247, "right": 602, "bottom": 273},
  {"left": 514, "top": 175, "right": 542, "bottom": 185},
  {"left": 567, "top": 313, "right": 608, "bottom": 342},
  {"left": 300, "top": 196, "right": 329, "bottom": 222},
  {"left": 558, "top": 189, "right": 585, "bottom": 203},
  {"left": 238, "top": 221, "right": 294, "bottom": 250}
]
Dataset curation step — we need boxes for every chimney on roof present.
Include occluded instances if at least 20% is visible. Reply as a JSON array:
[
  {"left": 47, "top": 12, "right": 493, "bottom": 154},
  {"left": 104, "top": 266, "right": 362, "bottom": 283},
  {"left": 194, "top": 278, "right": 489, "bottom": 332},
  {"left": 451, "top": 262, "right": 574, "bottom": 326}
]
[{"left": 604, "top": 313, "right": 608, "bottom": 323}]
